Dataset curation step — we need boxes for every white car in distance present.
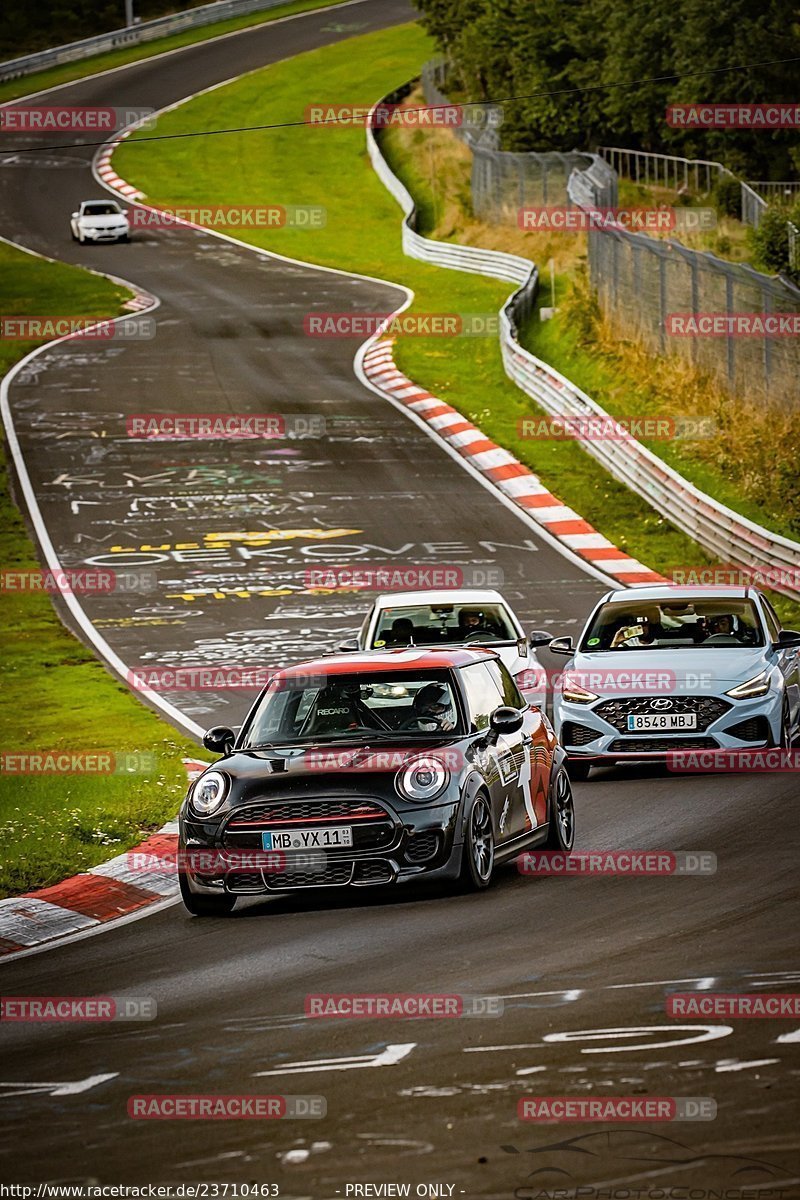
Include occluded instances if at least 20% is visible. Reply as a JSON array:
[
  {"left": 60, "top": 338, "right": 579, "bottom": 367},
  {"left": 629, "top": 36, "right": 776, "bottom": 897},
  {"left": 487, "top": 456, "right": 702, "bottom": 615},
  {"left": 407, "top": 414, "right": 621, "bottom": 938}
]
[
  {"left": 70, "top": 200, "right": 130, "bottom": 244},
  {"left": 337, "top": 589, "right": 550, "bottom": 710}
]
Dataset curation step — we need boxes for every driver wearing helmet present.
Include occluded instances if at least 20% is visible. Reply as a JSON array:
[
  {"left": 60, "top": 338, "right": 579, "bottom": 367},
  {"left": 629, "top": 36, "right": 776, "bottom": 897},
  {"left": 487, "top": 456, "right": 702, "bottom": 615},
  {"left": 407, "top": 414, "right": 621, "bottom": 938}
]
[
  {"left": 406, "top": 682, "right": 456, "bottom": 732},
  {"left": 458, "top": 608, "right": 493, "bottom": 639}
]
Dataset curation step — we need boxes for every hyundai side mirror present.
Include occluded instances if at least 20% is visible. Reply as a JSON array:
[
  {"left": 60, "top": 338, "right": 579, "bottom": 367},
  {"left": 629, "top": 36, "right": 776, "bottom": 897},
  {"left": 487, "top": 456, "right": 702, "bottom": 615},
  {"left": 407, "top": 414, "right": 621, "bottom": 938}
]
[
  {"left": 776, "top": 629, "right": 800, "bottom": 648},
  {"left": 336, "top": 638, "right": 359, "bottom": 653},
  {"left": 487, "top": 705, "right": 524, "bottom": 742},
  {"left": 203, "top": 726, "right": 236, "bottom": 755},
  {"left": 528, "top": 630, "right": 553, "bottom": 647},
  {"left": 548, "top": 635, "right": 574, "bottom": 656}
]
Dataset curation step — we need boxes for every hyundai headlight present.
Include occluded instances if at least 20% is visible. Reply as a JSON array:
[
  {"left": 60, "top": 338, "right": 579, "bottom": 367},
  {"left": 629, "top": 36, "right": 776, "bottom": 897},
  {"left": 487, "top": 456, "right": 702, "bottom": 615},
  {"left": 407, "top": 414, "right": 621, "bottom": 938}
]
[
  {"left": 561, "top": 672, "right": 599, "bottom": 704},
  {"left": 190, "top": 770, "right": 229, "bottom": 816},
  {"left": 396, "top": 756, "right": 449, "bottom": 802},
  {"left": 726, "top": 671, "right": 771, "bottom": 699}
]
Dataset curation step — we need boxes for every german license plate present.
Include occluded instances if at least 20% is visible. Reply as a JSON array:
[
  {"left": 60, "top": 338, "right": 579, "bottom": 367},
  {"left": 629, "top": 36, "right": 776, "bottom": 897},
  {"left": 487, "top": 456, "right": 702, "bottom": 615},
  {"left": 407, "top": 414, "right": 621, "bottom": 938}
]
[
  {"left": 627, "top": 713, "right": 697, "bottom": 731},
  {"left": 262, "top": 825, "right": 353, "bottom": 851}
]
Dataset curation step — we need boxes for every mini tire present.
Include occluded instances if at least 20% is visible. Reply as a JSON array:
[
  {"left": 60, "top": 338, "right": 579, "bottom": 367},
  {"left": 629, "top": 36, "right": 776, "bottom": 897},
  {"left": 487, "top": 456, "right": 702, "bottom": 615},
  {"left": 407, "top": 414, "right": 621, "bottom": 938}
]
[
  {"left": 459, "top": 793, "right": 495, "bottom": 891},
  {"left": 179, "top": 870, "right": 236, "bottom": 916},
  {"left": 543, "top": 765, "right": 576, "bottom": 851}
]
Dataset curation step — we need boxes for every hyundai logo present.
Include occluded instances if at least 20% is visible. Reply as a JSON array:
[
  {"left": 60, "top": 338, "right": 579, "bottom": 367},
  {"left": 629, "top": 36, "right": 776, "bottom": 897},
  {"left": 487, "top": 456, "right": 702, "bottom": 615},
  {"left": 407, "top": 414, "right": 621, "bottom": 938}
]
[{"left": 650, "top": 698, "right": 674, "bottom": 710}]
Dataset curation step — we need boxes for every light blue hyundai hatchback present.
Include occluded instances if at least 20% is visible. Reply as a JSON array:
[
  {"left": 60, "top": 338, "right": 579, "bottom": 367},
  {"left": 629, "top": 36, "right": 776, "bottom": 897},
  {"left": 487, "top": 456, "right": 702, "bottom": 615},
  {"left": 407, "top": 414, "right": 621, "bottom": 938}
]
[{"left": 550, "top": 586, "right": 800, "bottom": 779}]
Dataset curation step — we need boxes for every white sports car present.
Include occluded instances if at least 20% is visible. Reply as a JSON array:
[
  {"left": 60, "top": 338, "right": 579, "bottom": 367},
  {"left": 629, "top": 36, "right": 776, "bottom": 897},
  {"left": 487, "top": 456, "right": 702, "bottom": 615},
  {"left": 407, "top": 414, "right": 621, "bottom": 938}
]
[
  {"left": 337, "top": 588, "right": 550, "bottom": 710},
  {"left": 70, "top": 200, "right": 130, "bottom": 244}
]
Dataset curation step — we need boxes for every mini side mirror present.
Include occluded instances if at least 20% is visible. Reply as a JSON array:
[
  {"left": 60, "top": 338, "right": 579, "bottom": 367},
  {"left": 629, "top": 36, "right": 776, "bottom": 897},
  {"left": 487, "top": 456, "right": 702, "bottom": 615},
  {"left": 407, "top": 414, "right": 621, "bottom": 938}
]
[
  {"left": 203, "top": 726, "right": 235, "bottom": 755},
  {"left": 488, "top": 705, "right": 524, "bottom": 741},
  {"left": 336, "top": 638, "right": 359, "bottom": 653}
]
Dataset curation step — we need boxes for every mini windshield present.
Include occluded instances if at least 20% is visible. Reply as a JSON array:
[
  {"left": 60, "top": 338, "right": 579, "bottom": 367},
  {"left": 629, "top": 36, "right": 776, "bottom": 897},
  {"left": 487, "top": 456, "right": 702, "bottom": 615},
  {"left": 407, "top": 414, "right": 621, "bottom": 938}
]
[
  {"left": 242, "top": 671, "right": 462, "bottom": 745},
  {"left": 581, "top": 599, "right": 765, "bottom": 651},
  {"left": 83, "top": 203, "right": 121, "bottom": 215},
  {"left": 372, "top": 603, "right": 517, "bottom": 648}
]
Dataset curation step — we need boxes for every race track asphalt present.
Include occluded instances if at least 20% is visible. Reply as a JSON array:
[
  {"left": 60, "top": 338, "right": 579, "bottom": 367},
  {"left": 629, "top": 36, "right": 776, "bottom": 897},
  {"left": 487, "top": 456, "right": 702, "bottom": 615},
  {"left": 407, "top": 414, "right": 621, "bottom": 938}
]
[{"left": 0, "top": 2, "right": 798, "bottom": 1192}]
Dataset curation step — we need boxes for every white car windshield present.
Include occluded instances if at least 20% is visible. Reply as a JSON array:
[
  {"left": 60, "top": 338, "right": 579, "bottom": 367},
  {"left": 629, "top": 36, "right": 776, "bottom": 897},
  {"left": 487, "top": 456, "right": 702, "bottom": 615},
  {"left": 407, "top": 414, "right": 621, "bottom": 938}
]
[
  {"left": 581, "top": 599, "right": 765, "bottom": 650},
  {"left": 242, "top": 671, "right": 461, "bottom": 745},
  {"left": 83, "top": 203, "right": 121, "bottom": 215},
  {"left": 372, "top": 603, "right": 516, "bottom": 647}
]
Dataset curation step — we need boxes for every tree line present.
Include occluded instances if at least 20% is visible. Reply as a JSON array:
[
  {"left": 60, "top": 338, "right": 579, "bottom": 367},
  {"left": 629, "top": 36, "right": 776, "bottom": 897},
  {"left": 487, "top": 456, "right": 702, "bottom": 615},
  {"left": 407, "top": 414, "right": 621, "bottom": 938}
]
[{"left": 413, "top": 0, "right": 800, "bottom": 181}]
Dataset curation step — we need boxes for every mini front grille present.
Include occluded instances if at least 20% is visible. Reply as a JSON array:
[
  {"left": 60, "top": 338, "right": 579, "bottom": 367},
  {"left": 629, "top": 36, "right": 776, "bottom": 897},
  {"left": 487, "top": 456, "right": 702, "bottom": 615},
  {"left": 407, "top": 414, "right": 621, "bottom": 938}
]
[
  {"left": 609, "top": 736, "right": 719, "bottom": 754},
  {"left": 267, "top": 863, "right": 354, "bottom": 890},
  {"left": 726, "top": 716, "right": 770, "bottom": 742},
  {"left": 227, "top": 798, "right": 388, "bottom": 826},
  {"left": 562, "top": 722, "right": 599, "bottom": 747},
  {"left": 594, "top": 696, "right": 731, "bottom": 734},
  {"left": 405, "top": 832, "right": 440, "bottom": 863}
]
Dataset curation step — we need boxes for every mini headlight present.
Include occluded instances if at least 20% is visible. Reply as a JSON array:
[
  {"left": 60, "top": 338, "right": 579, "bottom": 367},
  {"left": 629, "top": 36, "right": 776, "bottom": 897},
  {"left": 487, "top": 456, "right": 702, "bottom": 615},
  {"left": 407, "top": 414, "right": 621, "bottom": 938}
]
[
  {"left": 726, "top": 671, "right": 771, "bottom": 699},
  {"left": 396, "top": 756, "right": 449, "bottom": 802},
  {"left": 190, "top": 770, "right": 228, "bottom": 816}
]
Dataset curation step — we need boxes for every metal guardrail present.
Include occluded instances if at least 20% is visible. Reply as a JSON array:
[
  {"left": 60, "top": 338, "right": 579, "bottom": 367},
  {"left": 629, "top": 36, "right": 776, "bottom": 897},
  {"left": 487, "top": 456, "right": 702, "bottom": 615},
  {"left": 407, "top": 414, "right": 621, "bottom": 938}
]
[
  {"left": 596, "top": 146, "right": 770, "bottom": 229},
  {"left": 367, "top": 88, "right": 800, "bottom": 602},
  {"left": 0, "top": 0, "right": 293, "bottom": 82}
]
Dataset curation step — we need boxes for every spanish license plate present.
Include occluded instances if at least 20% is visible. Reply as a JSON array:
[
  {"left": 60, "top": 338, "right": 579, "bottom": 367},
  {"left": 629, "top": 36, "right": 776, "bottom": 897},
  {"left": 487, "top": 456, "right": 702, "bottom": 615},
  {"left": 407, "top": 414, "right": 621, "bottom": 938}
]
[
  {"left": 627, "top": 713, "right": 697, "bottom": 731},
  {"left": 262, "top": 825, "right": 353, "bottom": 851}
]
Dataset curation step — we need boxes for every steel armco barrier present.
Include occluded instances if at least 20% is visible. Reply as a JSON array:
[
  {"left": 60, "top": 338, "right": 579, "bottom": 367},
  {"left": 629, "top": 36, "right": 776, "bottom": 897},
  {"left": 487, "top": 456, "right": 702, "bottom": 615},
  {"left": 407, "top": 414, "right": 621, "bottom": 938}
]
[
  {"left": 367, "top": 86, "right": 800, "bottom": 602},
  {"left": 0, "top": 0, "right": 294, "bottom": 82}
]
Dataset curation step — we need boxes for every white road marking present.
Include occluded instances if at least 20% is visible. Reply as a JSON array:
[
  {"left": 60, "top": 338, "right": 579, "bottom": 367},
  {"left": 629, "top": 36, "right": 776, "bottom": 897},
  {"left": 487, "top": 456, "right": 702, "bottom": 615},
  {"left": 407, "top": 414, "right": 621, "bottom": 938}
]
[
  {"left": 0, "top": 1073, "right": 117, "bottom": 1098},
  {"left": 254, "top": 1043, "right": 415, "bottom": 1076},
  {"left": 714, "top": 1058, "right": 780, "bottom": 1072},
  {"left": 543, "top": 1025, "right": 733, "bottom": 1052}
]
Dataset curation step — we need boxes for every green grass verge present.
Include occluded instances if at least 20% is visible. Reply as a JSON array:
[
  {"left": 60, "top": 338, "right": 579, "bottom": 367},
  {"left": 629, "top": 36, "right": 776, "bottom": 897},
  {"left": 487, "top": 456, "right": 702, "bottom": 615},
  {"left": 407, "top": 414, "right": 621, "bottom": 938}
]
[
  {"left": 0, "top": 0, "right": 353, "bottom": 104},
  {"left": 0, "top": 241, "right": 205, "bottom": 898},
  {"left": 113, "top": 23, "right": 800, "bottom": 628}
]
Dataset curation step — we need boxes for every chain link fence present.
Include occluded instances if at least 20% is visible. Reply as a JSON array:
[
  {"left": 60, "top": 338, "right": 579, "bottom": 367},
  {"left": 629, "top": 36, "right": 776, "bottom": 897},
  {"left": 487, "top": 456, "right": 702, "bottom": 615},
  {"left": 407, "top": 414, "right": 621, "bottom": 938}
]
[
  {"left": 422, "top": 61, "right": 616, "bottom": 218},
  {"left": 420, "top": 63, "right": 799, "bottom": 408}
]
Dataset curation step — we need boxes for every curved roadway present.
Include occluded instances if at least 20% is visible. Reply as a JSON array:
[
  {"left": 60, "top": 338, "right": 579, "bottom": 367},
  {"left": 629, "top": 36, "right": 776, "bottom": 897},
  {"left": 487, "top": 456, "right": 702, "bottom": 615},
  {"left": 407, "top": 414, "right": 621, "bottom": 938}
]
[{"left": 0, "top": 1, "right": 798, "bottom": 1191}]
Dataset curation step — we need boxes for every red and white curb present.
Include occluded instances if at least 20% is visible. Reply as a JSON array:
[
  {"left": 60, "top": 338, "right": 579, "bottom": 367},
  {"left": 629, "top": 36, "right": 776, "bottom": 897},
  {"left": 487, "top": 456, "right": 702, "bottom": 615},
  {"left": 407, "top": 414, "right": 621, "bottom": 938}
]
[
  {"left": 0, "top": 759, "right": 207, "bottom": 958},
  {"left": 95, "top": 139, "right": 145, "bottom": 200},
  {"left": 362, "top": 339, "right": 665, "bottom": 587}
]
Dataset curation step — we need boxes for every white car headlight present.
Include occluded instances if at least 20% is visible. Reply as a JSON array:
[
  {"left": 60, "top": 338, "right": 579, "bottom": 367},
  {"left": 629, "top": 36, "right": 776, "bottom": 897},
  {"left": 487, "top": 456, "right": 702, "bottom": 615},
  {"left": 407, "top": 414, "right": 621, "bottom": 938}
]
[
  {"left": 726, "top": 671, "right": 771, "bottom": 699},
  {"left": 561, "top": 672, "right": 599, "bottom": 704},
  {"left": 190, "top": 770, "right": 229, "bottom": 816},
  {"left": 396, "top": 756, "right": 449, "bottom": 802}
]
